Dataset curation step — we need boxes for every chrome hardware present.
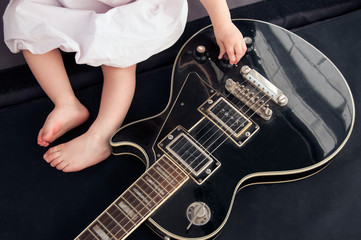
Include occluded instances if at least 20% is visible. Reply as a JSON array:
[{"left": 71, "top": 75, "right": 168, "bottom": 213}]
[
  {"left": 194, "top": 45, "right": 208, "bottom": 62},
  {"left": 198, "top": 93, "right": 259, "bottom": 147},
  {"left": 159, "top": 127, "right": 220, "bottom": 184},
  {"left": 244, "top": 36, "right": 252, "bottom": 45},
  {"left": 243, "top": 36, "right": 253, "bottom": 51},
  {"left": 196, "top": 45, "right": 206, "bottom": 54},
  {"left": 202, "top": 96, "right": 253, "bottom": 136},
  {"left": 277, "top": 94, "right": 288, "bottom": 106},
  {"left": 240, "top": 65, "right": 288, "bottom": 107},
  {"left": 225, "top": 78, "right": 273, "bottom": 120},
  {"left": 186, "top": 202, "right": 211, "bottom": 230}
]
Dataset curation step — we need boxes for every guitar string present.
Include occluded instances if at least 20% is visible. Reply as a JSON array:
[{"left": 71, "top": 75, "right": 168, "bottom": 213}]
[
  {"left": 81, "top": 158, "right": 183, "bottom": 240},
  {"left": 195, "top": 92, "right": 271, "bottom": 168},
  {"left": 106, "top": 159, "right": 182, "bottom": 238},
  {"left": 206, "top": 90, "right": 271, "bottom": 151},
  {"left": 176, "top": 90, "right": 267, "bottom": 170},
  {"left": 82, "top": 161, "right": 180, "bottom": 240},
  {"left": 171, "top": 84, "right": 271, "bottom": 171},
  {"left": 167, "top": 78, "right": 253, "bottom": 167},
  {"left": 81, "top": 83, "right": 273, "bottom": 240},
  {"left": 183, "top": 93, "right": 271, "bottom": 175},
  {"left": 198, "top": 85, "right": 267, "bottom": 147},
  {"left": 169, "top": 84, "right": 269, "bottom": 172},
  {"left": 79, "top": 160, "right": 168, "bottom": 240},
  {"left": 194, "top": 77, "right": 250, "bottom": 143},
  {"left": 210, "top": 96, "right": 272, "bottom": 154}
]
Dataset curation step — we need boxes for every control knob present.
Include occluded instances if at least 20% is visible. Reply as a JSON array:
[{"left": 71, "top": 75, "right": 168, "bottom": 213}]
[
  {"left": 244, "top": 36, "right": 253, "bottom": 52},
  {"left": 194, "top": 45, "right": 208, "bottom": 63},
  {"left": 219, "top": 53, "right": 233, "bottom": 69}
]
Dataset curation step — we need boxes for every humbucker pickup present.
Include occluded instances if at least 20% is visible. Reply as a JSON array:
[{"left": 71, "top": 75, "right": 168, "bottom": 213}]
[
  {"left": 158, "top": 126, "right": 220, "bottom": 184},
  {"left": 199, "top": 93, "right": 259, "bottom": 147}
]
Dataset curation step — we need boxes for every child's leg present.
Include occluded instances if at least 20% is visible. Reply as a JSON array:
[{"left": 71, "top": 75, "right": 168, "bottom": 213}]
[
  {"left": 43, "top": 64, "right": 136, "bottom": 172},
  {"left": 23, "top": 49, "right": 89, "bottom": 147}
]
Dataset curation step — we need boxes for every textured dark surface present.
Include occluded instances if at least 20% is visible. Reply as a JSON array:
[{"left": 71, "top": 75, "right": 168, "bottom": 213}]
[{"left": 1, "top": 1, "right": 361, "bottom": 240}]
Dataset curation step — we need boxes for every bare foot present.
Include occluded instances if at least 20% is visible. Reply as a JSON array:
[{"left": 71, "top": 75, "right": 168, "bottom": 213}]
[
  {"left": 38, "top": 100, "right": 89, "bottom": 147},
  {"left": 43, "top": 131, "right": 112, "bottom": 172}
]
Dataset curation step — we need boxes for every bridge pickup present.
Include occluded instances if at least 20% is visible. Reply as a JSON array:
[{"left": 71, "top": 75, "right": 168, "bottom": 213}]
[
  {"left": 158, "top": 126, "right": 220, "bottom": 185},
  {"left": 199, "top": 94, "right": 259, "bottom": 147}
]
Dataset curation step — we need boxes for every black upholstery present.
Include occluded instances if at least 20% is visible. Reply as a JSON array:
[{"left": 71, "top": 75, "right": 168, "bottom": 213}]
[{"left": 1, "top": 1, "right": 361, "bottom": 239}]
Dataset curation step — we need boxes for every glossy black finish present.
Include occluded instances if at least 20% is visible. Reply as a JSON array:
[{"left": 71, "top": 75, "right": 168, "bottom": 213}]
[{"left": 111, "top": 20, "right": 354, "bottom": 239}]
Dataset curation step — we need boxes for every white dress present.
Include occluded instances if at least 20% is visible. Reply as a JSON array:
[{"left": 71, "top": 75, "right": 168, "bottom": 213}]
[{"left": 3, "top": 0, "right": 188, "bottom": 68}]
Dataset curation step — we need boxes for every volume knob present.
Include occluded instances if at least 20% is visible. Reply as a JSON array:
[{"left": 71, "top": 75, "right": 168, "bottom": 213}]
[
  {"left": 194, "top": 45, "right": 208, "bottom": 62},
  {"left": 244, "top": 36, "right": 253, "bottom": 52},
  {"left": 219, "top": 53, "right": 232, "bottom": 69}
]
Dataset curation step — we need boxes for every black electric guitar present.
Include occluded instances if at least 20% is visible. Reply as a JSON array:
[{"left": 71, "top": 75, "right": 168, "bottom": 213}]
[{"left": 75, "top": 19, "right": 354, "bottom": 240}]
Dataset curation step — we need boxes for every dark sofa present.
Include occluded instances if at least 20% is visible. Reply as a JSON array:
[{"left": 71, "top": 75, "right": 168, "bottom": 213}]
[{"left": 1, "top": 0, "right": 361, "bottom": 239}]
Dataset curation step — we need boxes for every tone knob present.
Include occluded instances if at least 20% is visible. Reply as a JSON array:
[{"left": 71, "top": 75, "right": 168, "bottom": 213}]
[{"left": 194, "top": 45, "right": 208, "bottom": 62}]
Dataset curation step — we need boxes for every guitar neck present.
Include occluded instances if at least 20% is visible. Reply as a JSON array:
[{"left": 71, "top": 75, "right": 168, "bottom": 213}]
[{"left": 75, "top": 156, "right": 189, "bottom": 240}]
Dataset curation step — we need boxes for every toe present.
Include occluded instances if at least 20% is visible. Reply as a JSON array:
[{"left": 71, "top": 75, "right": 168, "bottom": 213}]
[
  {"left": 41, "top": 128, "right": 54, "bottom": 143},
  {"left": 56, "top": 161, "right": 70, "bottom": 171},
  {"left": 37, "top": 129, "right": 49, "bottom": 147},
  {"left": 50, "top": 156, "right": 63, "bottom": 167},
  {"left": 62, "top": 163, "right": 84, "bottom": 173},
  {"left": 44, "top": 145, "right": 62, "bottom": 163}
]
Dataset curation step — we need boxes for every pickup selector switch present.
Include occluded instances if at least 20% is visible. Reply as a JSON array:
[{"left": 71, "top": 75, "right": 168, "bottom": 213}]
[{"left": 186, "top": 202, "right": 211, "bottom": 230}]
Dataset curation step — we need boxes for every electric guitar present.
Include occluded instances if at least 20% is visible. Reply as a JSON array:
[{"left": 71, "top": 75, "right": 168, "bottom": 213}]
[{"left": 75, "top": 19, "right": 354, "bottom": 240}]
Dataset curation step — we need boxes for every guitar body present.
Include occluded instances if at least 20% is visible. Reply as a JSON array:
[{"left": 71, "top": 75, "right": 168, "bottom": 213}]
[{"left": 103, "top": 20, "right": 353, "bottom": 240}]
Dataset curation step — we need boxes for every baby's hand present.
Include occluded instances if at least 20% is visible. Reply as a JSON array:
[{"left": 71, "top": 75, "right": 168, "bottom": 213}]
[{"left": 214, "top": 22, "right": 246, "bottom": 65}]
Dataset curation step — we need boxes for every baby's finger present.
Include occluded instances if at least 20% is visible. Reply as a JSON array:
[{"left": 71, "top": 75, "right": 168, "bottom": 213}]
[
  {"left": 234, "top": 44, "right": 243, "bottom": 64},
  {"left": 218, "top": 42, "right": 226, "bottom": 59},
  {"left": 241, "top": 38, "right": 247, "bottom": 56},
  {"left": 226, "top": 45, "right": 236, "bottom": 64},
  {"left": 235, "top": 40, "right": 247, "bottom": 63}
]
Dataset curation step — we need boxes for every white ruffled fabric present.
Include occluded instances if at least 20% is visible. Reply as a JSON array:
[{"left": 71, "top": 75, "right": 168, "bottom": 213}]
[{"left": 3, "top": 0, "right": 188, "bottom": 68}]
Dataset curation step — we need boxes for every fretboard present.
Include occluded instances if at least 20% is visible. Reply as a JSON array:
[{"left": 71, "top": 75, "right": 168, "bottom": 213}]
[{"left": 75, "top": 155, "right": 189, "bottom": 240}]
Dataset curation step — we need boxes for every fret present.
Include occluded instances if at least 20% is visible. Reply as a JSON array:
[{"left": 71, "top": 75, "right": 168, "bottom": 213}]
[
  {"left": 154, "top": 165, "right": 174, "bottom": 187},
  {"left": 76, "top": 156, "right": 189, "bottom": 240},
  {"left": 121, "top": 192, "right": 148, "bottom": 218},
  {"left": 148, "top": 167, "right": 176, "bottom": 194},
  {"left": 128, "top": 186, "right": 151, "bottom": 211},
  {"left": 115, "top": 198, "right": 140, "bottom": 224},
  {"left": 158, "top": 156, "right": 188, "bottom": 185},
  {"left": 144, "top": 171, "right": 166, "bottom": 196},
  {"left": 155, "top": 164, "right": 177, "bottom": 187},
  {"left": 107, "top": 205, "right": 134, "bottom": 233},
  {"left": 76, "top": 229, "right": 99, "bottom": 240},
  {"left": 133, "top": 182, "right": 156, "bottom": 209},
  {"left": 90, "top": 221, "right": 112, "bottom": 240},
  {"left": 98, "top": 220, "right": 116, "bottom": 239},
  {"left": 101, "top": 212, "right": 127, "bottom": 239},
  {"left": 137, "top": 176, "right": 164, "bottom": 204},
  {"left": 159, "top": 157, "right": 186, "bottom": 184}
]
